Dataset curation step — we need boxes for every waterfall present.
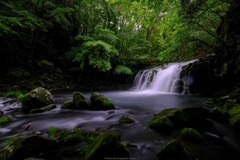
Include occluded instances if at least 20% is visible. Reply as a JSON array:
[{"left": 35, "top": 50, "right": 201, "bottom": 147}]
[{"left": 132, "top": 60, "right": 197, "bottom": 93}]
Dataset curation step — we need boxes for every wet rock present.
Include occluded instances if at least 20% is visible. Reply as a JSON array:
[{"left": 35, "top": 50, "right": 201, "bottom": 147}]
[
  {"left": 149, "top": 116, "right": 173, "bottom": 135},
  {"left": 84, "top": 132, "right": 129, "bottom": 160},
  {"left": 0, "top": 127, "right": 129, "bottom": 160},
  {"left": 90, "top": 92, "right": 115, "bottom": 110},
  {"left": 0, "top": 132, "right": 58, "bottom": 160},
  {"left": 61, "top": 99, "right": 75, "bottom": 109},
  {"left": 150, "top": 107, "right": 210, "bottom": 132},
  {"left": 73, "top": 92, "right": 90, "bottom": 109},
  {"left": 118, "top": 116, "right": 135, "bottom": 124},
  {"left": 30, "top": 104, "right": 56, "bottom": 113},
  {"left": 0, "top": 114, "right": 13, "bottom": 126},
  {"left": 21, "top": 87, "right": 55, "bottom": 113},
  {"left": 157, "top": 139, "right": 195, "bottom": 160},
  {"left": 181, "top": 128, "right": 203, "bottom": 142}
]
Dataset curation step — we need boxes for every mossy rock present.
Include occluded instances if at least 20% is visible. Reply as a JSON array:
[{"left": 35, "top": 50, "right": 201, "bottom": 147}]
[
  {"left": 0, "top": 115, "right": 13, "bottom": 126},
  {"left": 0, "top": 133, "right": 58, "bottom": 160},
  {"left": 61, "top": 99, "right": 90, "bottom": 110},
  {"left": 223, "top": 99, "right": 239, "bottom": 110},
  {"left": 73, "top": 92, "right": 90, "bottom": 109},
  {"left": 150, "top": 107, "right": 210, "bottom": 131},
  {"left": 157, "top": 139, "right": 195, "bottom": 160},
  {"left": 30, "top": 104, "right": 56, "bottom": 113},
  {"left": 228, "top": 105, "right": 240, "bottom": 130},
  {"left": 84, "top": 132, "right": 129, "bottom": 160},
  {"left": 21, "top": 87, "right": 55, "bottom": 113},
  {"left": 118, "top": 116, "right": 135, "bottom": 124},
  {"left": 149, "top": 116, "right": 173, "bottom": 135},
  {"left": 181, "top": 128, "right": 203, "bottom": 142},
  {"left": 90, "top": 92, "right": 115, "bottom": 110},
  {"left": 210, "top": 107, "right": 229, "bottom": 122},
  {"left": 61, "top": 99, "right": 75, "bottom": 109}
]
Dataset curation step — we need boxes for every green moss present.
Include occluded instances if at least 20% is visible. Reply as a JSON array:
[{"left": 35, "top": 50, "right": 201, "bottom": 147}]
[
  {"left": 0, "top": 136, "right": 23, "bottom": 160},
  {"left": 118, "top": 116, "right": 134, "bottom": 124},
  {"left": 61, "top": 99, "right": 75, "bottom": 109},
  {"left": 181, "top": 128, "right": 203, "bottom": 142},
  {"left": 73, "top": 92, "right": 86, "bottom": 103},
  {"left": 48, "top": 127, "right": 86, "bottom": 143},
  {"left": 30, "top": 104, "right": 56, "bottom": 113},
  {"left": 21, "top": 87, "right": 55, "bottom": 113},
  {"left": 223, "top": 99, "right": 239, "bottom": 110},
  {"left": 157, "top": 139, "right": 195, "bottom": 160},
  {"left": 84, "top": 132, "right": 129, "bottom": 160},
  {"left": 0, "top": 115, "right": 13, "bottom": 126},
  {"left": 210, "top": 107, "right": 229, "bottom": 121},
  {"left": 149, "top": 116, "right": 173, "bottom": 135},
  {"left": 229, "top": 106, "right": 240, "bottom": 127},
  {"left": 150, "top": 107, "right": 210, "bottom": 130},
  {"left": 90, "top": 92, "right": 115, "bottom": 110}
]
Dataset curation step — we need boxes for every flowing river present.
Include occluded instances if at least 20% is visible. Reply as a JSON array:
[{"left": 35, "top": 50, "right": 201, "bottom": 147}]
[{"left": 1, "top": 60, "right": 240, "bottom": 160}]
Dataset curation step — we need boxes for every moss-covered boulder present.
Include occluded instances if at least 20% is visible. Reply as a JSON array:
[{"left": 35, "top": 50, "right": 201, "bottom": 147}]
[
  {"left": 149, "top": 116, "right": 173, "bottom": 135},
  {"left": 150, "top": 107, "right": 210, "bottom": 133},
  {"left": 181, "top": 128, "right": 203, "bottom": 142},
  {"left": 61, "top": 99, "right": 75, "bottom": 109},
  {"left": 84, "top": 132, "right": 129, "bottom": 160},
  {"left": 90, "top": 92, "right": 115, "bottom": 110},
  {"left": 21, "top": 87, "right": 55, "bottom": 113},
  {"left": 73, "top": 92, "right": 90, "bottom": 109},
  {"left": 0, "top": 114, "right": 13, "bottom": 126},
  {"left": 157, "top": 139, "right": 195, "bottom": 160},
  {"left": 0, "top": 133, "right": 58, "bottom": 160},
  {"left": 118, "top": 116, "right": 135, "bottom": 124}
]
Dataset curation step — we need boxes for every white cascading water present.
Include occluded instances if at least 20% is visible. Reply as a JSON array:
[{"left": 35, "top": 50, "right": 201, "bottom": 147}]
[{"left": 132, "top": 60, "right": 197, "bottom": 93}]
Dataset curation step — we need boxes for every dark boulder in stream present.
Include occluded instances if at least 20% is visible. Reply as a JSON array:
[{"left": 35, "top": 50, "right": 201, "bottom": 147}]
[
  {"left": 149, "top": 106, "right": 210, "bottom": 135},
  {"left": 90, "top": 92, "right": 115, "bottom": 110},
  {"left": 21, "top": 87, "right": 56, "bottom": 113},
  {"left": 61, "top": 91, "right": 115, "bottom": 110}
]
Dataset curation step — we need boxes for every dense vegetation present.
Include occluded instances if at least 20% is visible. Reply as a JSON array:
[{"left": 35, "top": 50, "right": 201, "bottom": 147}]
[{"left": 0, "top": 0, "right": 239, "bottom": 91}]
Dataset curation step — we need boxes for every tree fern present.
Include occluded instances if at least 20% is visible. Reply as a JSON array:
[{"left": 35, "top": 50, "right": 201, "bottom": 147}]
[{"left": 114, "top": 65, "right": 133, "bottom": 75}]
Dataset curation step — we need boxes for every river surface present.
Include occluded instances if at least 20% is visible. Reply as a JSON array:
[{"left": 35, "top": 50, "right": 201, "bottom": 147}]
[{"left": 0, "top": 90, "right": 240, "bottom": 160}]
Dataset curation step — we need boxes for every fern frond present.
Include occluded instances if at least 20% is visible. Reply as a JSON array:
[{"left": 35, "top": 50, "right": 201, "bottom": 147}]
[{"left": 114, "top": 65, "right": 133, "bottom": 75}]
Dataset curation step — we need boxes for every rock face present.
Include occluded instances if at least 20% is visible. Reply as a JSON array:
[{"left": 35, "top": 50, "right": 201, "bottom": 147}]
[
  {"left": 90, "top": 92, "right": 115, "bottom": 110},
  {"left": 21, "top": 87, "right": 55, "bottom": 113}
]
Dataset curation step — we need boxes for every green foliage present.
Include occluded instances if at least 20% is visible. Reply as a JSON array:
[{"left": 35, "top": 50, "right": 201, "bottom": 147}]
[
  {"left": 66, "top": 25, "right": 119, "bottom": 72},
  {"left": 114, "top": 65, "right": 133, "bottom": 75},
  {"left": 0, "top": 115, "right": 13, "bottom": 126},
  {"left": 7, "top": 68, "right": 30, "bottom": 78}
]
